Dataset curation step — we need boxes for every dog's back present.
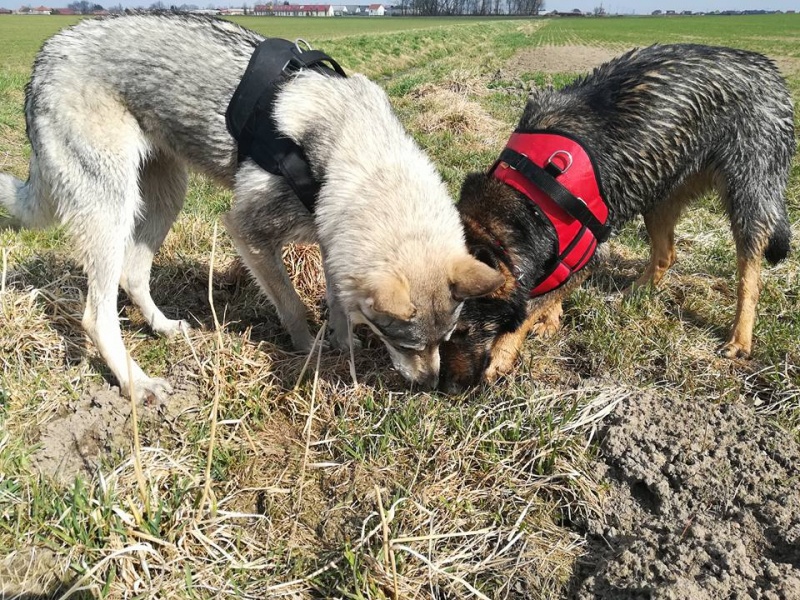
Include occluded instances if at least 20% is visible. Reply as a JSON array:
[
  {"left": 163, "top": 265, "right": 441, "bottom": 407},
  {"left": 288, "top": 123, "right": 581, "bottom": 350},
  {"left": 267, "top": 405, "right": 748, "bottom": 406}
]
[
  {"left": 29, "top": 15, "right": 262, "bottom": 188},
  {"left": 521, "top": 44, "right": 794, "bottom": 263}
]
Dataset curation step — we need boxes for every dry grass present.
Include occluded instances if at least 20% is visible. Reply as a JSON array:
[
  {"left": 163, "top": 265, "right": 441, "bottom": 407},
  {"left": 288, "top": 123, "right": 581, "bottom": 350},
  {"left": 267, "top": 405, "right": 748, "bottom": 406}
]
[
  {"left": 1, "top": 15, "right": 799, "bottom": 600},
  {"left": 410, "top": 84, "right": 505, "bottom": 149}
]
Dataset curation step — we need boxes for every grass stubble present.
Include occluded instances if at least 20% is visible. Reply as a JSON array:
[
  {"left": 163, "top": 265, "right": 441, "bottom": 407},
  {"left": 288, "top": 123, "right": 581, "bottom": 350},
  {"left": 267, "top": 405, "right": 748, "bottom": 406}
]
[{"left": 0, "top": 13, "right": 798, "bottom": 599}]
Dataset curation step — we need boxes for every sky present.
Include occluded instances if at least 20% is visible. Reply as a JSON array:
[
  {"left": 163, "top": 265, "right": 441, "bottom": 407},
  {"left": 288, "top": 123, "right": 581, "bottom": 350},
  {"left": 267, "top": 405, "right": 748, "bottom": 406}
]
[
  {"left": 547, "top": 1, "right": 797, "bottom": 13},
  {"left": 0, "top": 0, "right": 796, "bottom": 13}
]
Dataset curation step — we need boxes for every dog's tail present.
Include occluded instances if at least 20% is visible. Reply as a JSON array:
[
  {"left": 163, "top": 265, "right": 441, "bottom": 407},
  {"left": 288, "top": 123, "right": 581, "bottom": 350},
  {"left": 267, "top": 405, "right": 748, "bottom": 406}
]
[
  {"left": 764, "top": 217, "right": 792, "bottom": 265},
  {"left": 0, "top": 167, "right": 54, "bottom": 230}
]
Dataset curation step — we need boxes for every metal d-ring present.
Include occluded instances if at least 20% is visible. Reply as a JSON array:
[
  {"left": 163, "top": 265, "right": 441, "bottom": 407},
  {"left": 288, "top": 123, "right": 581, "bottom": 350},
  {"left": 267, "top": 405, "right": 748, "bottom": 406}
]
[
  {"left": 295, "top": 38, "right": 313, "bottom": 53},
  {"left": 547, "top": 150, "right": 573, "bottom": 174}
]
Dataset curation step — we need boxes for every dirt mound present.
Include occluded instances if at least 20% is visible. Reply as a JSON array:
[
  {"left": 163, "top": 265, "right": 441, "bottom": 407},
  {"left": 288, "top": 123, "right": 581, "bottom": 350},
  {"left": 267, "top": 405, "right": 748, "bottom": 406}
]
[
  {"left": 31, "top": 372, "right": 198, "bottom": 485},
  {"left": 568, "top": 392, "right": 800, "bottom": 599}
]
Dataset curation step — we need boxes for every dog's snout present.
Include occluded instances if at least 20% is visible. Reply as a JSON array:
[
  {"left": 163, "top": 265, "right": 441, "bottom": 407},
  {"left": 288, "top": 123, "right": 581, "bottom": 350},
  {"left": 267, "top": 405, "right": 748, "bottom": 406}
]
[{"left": 416, "top": 370, "right": 439, "bottom": 391}]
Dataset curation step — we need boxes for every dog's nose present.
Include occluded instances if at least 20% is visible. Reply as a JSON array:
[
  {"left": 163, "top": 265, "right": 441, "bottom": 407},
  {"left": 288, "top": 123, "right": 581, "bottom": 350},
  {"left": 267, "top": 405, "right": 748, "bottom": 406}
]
[
  {"left": 416, "top": 371, "right": 439, "bottom": 391},
  {"left": 438, "top": 372, "right": 469, "bottom": 394}
]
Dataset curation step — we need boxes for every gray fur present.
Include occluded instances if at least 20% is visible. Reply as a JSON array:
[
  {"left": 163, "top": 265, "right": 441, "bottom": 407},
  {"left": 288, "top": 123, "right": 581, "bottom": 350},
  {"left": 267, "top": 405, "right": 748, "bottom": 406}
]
[
  {"left": 0, "top": 14, "right": 494, "bottom": 399},
  {"left": 523, "top": 44, "right": 795, "bottom": 261}
]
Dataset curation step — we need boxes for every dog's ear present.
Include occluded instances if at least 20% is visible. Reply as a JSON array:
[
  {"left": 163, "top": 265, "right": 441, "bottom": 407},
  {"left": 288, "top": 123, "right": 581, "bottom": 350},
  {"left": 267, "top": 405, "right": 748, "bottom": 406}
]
[
  {"left": 473, "top": 245, "right": 500, "bottom": 270},
  {"left": 365, "top": 273, "right": 417, "bottom": 321},
  {"left": 450, "top": 255, "right": 504, "bottom": 301},
  {"left": 458, "top": 172, "right": 490, "bottom": 205}
]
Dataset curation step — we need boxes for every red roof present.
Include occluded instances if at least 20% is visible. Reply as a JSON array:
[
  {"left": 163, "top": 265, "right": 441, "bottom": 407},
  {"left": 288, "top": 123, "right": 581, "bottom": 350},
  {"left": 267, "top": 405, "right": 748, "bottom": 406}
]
[
  {"left": 34, "top": 5, "right": 50, "bottom": 10},
  {"left": 368, "top": 3, "right": 382, "bottom": 8},
  {"left": 273, "top": 4, "right": 331, "bottom": 10}
]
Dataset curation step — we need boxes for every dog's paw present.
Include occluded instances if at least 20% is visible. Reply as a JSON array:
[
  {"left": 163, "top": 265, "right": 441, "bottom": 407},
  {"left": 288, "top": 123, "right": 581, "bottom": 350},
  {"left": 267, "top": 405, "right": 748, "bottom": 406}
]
[
  {"left": 718, "top": 341, "right": 751, "bottom": 359},
  {"left": 530, "top": 315, "right": 561, "bottom": 339},
  {"left": 153, "top": 318, "right": 190, "bottom": 339},
  {"left": 485, "top": 347, "right": 518, "bottom": 382},
  {"left": 328, "top": 326, "right": 362, "bottom": 352},
  {"left": 128, "top": 377, "right": 173, "bottom": 405},
  {"left": 530, "top": 305, "right": 563, "bottom": 339}
]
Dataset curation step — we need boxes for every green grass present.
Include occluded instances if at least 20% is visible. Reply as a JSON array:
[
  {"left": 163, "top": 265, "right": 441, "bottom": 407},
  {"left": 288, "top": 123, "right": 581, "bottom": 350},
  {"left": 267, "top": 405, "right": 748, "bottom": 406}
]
[
  {"left": 534, "top": 13, "right": 800, "bottom": 55},
  {"left": 230, "top": 14, "right": 524, "bottom": 38},
  {"left": 0, "top": 12, "right": 799, "bottom": 599}
]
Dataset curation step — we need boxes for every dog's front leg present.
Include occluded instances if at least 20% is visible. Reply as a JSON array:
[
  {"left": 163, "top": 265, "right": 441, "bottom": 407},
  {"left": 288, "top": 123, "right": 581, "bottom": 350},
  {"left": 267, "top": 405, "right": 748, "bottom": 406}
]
[
  {"left": 322, "top": 259, "right": 361, "bottom": 352},
  {"left": 485, "top": 299, "right": 564, "bottom": 381},
  {"left": 485, "top": 270, "right": 589, "bottom": 381}
]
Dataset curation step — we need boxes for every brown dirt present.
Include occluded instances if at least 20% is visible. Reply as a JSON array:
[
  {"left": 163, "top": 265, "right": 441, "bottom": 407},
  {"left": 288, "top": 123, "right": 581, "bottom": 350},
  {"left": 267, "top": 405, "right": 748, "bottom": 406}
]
[
  {"left": 506, "top": 45, "right": 620, "bottom": 76},
  {"left": 566, "top": 391, "right": 800, "bottom": 599},
  {"left": 773, "top": 56, "right": 800, "bottom": 76},
  {"left": 0, "top": 547, "right": 65, "bottom": 598},
  {"left": 30, "top": 369, "right": 199, "bottom": 485}
]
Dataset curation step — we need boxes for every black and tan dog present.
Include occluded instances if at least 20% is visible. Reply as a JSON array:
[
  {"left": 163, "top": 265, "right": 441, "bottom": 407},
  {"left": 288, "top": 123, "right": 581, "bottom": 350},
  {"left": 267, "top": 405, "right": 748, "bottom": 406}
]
[{"left": 439, "top": 44, "right": 795, "bottom": 392}]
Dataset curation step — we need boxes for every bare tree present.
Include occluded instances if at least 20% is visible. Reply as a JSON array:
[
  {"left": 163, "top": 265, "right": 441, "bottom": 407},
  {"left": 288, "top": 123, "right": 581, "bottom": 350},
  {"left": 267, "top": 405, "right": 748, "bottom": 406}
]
[
  {"left": 68, "top": 0, "right": 105, "bottom": 12},
  {"left": 507, "top": 0, "right": 544, "bottom": 15}
]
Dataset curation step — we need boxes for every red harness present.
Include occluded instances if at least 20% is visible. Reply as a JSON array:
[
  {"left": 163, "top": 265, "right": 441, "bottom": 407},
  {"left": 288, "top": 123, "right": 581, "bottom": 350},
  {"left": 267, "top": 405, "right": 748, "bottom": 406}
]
[{"left": 490, "top": 130, "right": 610, "bottom": 297}]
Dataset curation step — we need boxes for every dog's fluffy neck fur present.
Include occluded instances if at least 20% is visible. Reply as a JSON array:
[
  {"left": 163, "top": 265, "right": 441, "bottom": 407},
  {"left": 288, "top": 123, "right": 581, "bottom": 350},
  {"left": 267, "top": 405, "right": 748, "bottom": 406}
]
[{"left": 275, "top": 71, "right": 468, "bottom": 308}]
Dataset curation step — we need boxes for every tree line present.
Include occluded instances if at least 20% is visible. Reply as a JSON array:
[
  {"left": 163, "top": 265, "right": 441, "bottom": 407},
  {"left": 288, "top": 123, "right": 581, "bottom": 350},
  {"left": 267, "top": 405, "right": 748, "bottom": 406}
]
[
  {"left": 49, "top": 0, "right": 545, "bottom": 15},
  {"left": 395, "top": 0, "right": 544, "bottom": 15}
]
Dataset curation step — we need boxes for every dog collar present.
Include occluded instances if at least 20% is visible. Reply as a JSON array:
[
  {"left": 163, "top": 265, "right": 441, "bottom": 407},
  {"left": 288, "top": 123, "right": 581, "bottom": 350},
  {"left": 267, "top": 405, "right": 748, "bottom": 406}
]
[
  {"left": 226, "top": 38, "right": 346, "bottom": 213},
  {"left": 490, "top": 130, "right": 610, "bottom": 297}
]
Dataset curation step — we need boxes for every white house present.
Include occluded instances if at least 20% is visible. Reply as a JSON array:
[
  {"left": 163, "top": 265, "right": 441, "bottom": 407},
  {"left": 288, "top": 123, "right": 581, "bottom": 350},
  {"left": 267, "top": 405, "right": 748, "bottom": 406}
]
[{"left": 368, "top": 3, "right": 384, "bottom": 15}]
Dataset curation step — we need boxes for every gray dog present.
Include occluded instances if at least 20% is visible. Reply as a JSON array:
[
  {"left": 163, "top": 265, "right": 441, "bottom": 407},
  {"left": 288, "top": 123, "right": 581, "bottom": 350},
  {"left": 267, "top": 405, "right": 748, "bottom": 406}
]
[{"left": 0, "top": 15, "right": 502, "bottom": 401}]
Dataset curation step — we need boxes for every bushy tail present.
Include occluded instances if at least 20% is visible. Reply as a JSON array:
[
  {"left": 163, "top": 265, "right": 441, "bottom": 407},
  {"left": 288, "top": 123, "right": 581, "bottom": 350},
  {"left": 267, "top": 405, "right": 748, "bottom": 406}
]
[
  {"left": 0, "top": 168, "right": 54, "bottom": 230},
  {"left": 764, "top": 216, "right": 791, "bottom": 265}
]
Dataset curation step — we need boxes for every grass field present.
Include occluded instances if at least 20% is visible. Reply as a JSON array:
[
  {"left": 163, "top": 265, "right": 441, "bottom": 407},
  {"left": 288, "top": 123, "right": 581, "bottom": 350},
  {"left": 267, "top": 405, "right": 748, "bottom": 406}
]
[{"left": 1, "top": 13, "right": 799, "bottom": 599}]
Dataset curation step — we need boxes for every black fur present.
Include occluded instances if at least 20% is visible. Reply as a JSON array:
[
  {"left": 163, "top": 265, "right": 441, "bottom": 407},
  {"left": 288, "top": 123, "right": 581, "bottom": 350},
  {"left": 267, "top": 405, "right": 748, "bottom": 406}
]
[{"left": 440, "top": 43, "right": 796, "bottom": 392}]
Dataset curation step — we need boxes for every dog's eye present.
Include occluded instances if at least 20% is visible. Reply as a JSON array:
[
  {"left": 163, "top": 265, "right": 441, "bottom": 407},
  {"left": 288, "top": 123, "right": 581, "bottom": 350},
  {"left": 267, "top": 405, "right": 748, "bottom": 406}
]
[{"left": 396, "top": 342, "right": 426, "bottom": 352}]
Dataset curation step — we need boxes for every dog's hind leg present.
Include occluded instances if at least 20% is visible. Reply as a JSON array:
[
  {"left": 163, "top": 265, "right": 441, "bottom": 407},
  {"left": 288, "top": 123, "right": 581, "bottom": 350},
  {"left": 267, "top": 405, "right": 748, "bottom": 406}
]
[
  {"left": 719, "top": 252, "right": 762, "bottom": 359},
  {"left": 717, "top": 157, "right": 791, "bottom": 359},
  {"left": 120, "top": 152, "right": 188, "bottom": 338},
  {"left": 75, "top": 161, "right": 173, "bottom": 403},
  {"left": 43, "top": 104, "right": 174, "bottom": 401}
]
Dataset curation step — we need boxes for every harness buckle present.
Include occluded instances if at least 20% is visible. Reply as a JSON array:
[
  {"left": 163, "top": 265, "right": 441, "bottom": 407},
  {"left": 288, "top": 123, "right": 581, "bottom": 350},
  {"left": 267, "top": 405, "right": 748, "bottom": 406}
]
[{"left": 502, "top": 152, "right": 529, "bottom": 172}]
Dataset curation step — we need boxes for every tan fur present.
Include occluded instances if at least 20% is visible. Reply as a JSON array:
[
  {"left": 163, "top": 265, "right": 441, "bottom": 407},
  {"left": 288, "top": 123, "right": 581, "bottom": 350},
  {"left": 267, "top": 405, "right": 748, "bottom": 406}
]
[
  {"left": 719, "top": 254, "right": 762, "bottom": 358},
  {"left": 449, "top": 255, "right": 505, "bottom": 300},
  {"left": 632, "top": 178, "right": 698, "bottom": 289},
  {"left": 366, "top": 273, "right": 415, "bottom": 321}
]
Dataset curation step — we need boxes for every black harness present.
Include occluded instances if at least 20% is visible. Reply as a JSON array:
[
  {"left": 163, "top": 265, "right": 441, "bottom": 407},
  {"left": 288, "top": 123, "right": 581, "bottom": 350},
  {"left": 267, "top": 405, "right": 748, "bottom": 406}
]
[{"left": 226, "top": 38, "right": 346, "bottom": 212}]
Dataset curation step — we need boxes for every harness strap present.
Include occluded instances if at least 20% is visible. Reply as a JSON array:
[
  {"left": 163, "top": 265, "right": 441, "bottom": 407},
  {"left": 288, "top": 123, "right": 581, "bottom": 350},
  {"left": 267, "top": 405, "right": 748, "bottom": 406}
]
[
  {"left": 498, "top": 148, "right": 611, "bottom": 243},
  {"left": 226, "top": 39, "right": 346, "bottom": 212}
]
